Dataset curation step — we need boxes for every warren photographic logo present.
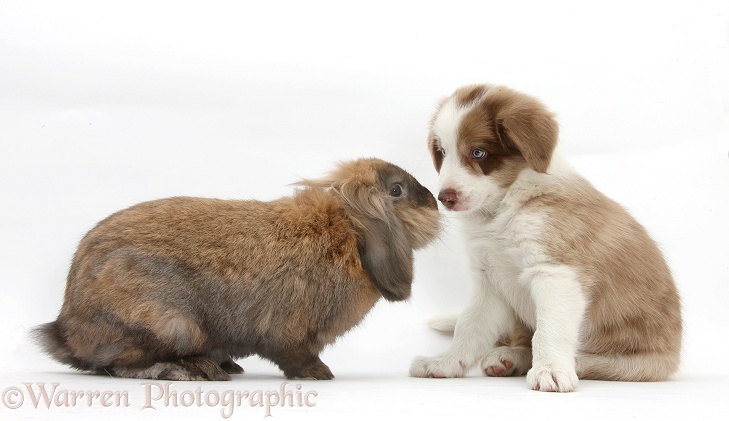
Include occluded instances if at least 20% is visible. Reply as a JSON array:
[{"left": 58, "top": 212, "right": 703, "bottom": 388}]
[{"left": 2, "top": 382, "right": 317, "bottom": 418}]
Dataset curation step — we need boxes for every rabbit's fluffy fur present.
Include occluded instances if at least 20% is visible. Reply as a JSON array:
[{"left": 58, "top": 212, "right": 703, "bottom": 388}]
[{"left": 36, "top": 158, "right": 440, "bottom": 381}]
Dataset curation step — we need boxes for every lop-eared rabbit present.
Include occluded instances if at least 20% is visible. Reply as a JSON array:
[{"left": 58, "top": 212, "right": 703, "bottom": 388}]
[{"left": 36, "top": 158, "right": 440, "bottom": 381}]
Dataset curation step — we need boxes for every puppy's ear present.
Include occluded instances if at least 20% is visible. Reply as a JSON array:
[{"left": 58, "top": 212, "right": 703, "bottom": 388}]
[{"left": 494, "top": 90, "right": 558, "bottom": 173}]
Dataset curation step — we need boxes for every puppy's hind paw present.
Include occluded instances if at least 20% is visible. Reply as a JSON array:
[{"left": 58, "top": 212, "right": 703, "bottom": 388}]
[
  {"left": 409, "top": 355, "right": 468, "bottom": 378},
  {"left": 483, "top": 358, "right": 515, "bottom": 377},
  {"left": 481, "top": 346, "right": 531, "bottom": 377},
  {"left": 526, "top": 365, "right": 578, "bottom": 392}
]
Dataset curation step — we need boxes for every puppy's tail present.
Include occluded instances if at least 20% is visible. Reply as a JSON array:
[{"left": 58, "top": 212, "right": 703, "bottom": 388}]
[
  {"left": 577, "top": 352, "right": 680, "bottom": 382},
  {"left": 426, "top": 314, "right": 459, "bottom": 333}
]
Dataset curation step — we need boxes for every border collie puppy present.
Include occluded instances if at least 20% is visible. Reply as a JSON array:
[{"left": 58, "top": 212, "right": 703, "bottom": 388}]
[{"left": 409, "top": 84, "right": 682, "bottom": 392}]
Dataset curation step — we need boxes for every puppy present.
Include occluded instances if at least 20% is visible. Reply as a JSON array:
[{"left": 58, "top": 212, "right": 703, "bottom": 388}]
[
  {"left": 409, "top": 84, "right": 682, "bottom": 392},
  {"left": 36, "top": 158, "right": 440, "bottom": 381}
]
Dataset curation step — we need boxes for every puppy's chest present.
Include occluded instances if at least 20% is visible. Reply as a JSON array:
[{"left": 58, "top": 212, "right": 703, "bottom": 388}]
[
  {"left": 461, "top": 211, "right": 547, "bottom": 323},
  {"left": 466, "top": 226, "right": 523, "bottom": 281},
  {"left": 463, "top": 210, "right": 545, "bottom": 271}
]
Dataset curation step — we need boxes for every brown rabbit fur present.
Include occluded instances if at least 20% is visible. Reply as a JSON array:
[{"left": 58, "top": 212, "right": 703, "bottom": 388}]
[{"left": 36, "top": 158, "right": 440, "bottom": 381}]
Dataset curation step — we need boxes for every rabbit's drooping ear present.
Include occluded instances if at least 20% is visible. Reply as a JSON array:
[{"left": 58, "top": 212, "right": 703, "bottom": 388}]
[
  {"left": 357, "top": 214, "right": 413, "bottom": 302},
  {"left": 333, "top": 177, "right": 414, "bottom": 301},
  {"left": 296, "top": 159, "right": 416, "bottom": 301}
]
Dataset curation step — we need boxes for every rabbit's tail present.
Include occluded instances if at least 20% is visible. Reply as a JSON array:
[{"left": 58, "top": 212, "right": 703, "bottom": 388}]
[
  {"left": 426, "top": 314, "right": 458, "bottom": 333},
  {"left": 32, "top": 320, "right": 78, "bottom": 367}
]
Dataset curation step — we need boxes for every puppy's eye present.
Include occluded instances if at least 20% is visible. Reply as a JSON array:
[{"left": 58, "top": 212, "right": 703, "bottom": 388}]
[
  {"left": 471, "top": 149, "right": 487, "bottom": 160},
  {"left": 389, "top": 184, "right": 403, "bottom": 197},
  {"left": 440, "top": 149, "right": 446, "bottom": 157}
]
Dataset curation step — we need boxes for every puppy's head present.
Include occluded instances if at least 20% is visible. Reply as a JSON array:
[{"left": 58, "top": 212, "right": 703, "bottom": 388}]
[{"left": 428, "top": 84, "right": 558, "bottom": 213}]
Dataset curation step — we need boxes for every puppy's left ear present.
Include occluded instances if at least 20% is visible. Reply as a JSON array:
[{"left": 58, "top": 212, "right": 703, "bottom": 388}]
[
  {"left": 495, "top": 91, "right": 558, "bottom": 173},
  {"left": 357, "top": 214, "right": 413, "bottom": 302}
]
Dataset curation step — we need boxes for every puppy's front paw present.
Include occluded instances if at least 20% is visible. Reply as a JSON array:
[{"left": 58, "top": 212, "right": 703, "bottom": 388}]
[
  {"left": 526, "top": 364, "right": 578, "bottom": 392},
  {"left": 409, "top": 355, "right": 468, "bottom": 378}
]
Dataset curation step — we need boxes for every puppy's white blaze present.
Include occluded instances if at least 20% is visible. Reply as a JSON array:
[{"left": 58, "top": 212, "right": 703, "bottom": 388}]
[
  {"left": 432, "top": 98, "right": 468, "bottom": 194},
  {"left": 431, "top": 98, "right": 467, "bottom": 152}
]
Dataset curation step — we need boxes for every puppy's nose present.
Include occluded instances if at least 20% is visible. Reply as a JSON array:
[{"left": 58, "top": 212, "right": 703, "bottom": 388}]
[{"left": 438, "top": 188, "right": 458, "bottom": 209}]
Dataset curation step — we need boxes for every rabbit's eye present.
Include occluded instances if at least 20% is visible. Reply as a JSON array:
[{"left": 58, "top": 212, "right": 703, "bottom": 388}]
[{"left": 389, "top": 184, "right": 403, "bottom": 197}]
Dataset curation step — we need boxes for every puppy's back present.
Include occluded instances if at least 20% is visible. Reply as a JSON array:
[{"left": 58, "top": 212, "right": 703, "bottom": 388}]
[{"left": 528, "top": 175, "right": 681, "bottom": 379}]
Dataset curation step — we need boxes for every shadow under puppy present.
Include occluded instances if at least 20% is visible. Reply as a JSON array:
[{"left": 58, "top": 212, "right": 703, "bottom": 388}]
[{"left": 36, "top": 158, "right": 440, "bottom": 381}]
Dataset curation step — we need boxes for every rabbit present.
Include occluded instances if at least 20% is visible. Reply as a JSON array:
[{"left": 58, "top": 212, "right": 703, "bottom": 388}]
[{"left": 35, "top": 157, "right": 441, "bottom": 381}]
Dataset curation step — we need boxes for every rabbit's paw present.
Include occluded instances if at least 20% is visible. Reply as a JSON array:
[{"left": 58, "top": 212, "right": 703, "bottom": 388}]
[{"left": 287, "top": 362, "right": 335, "bottom": 380}]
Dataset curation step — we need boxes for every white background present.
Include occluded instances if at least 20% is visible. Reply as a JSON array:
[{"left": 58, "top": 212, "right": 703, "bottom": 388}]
[{"left": 1, "top": 1, "right": 728, "bottom": 420}]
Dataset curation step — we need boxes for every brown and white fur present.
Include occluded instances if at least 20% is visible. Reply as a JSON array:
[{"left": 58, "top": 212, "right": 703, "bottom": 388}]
[
  {"left": 409, "top": 84, "right": 682, "bottom": 392},
  {"left": 36, "top": 158, "right": 440, "bottom": 381}
]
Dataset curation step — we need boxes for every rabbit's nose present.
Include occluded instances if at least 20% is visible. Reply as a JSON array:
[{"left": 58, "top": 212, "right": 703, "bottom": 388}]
[{"left": 437, "top": 189, "right": 458, "bottom": 209}]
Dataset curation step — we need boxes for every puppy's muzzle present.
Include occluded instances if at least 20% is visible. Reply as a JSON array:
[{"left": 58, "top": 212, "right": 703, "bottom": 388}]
[{"left": 438, "top": 188, "right": 458, "bottom": 210}]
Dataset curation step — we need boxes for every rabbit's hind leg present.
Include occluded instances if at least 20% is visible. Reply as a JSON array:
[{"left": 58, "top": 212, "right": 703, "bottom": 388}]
[
  {"left": 262, "top": 347, "right": 334, "bottom": 380},
  {"left": 113, "top": 356, "right": 231, "bottom": 381},
  {"left": 219, "top": 359, "right": 244, "bottom": 374},
  {"left": 209, "top": 349, "right": 245, "bottom": 374}
]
